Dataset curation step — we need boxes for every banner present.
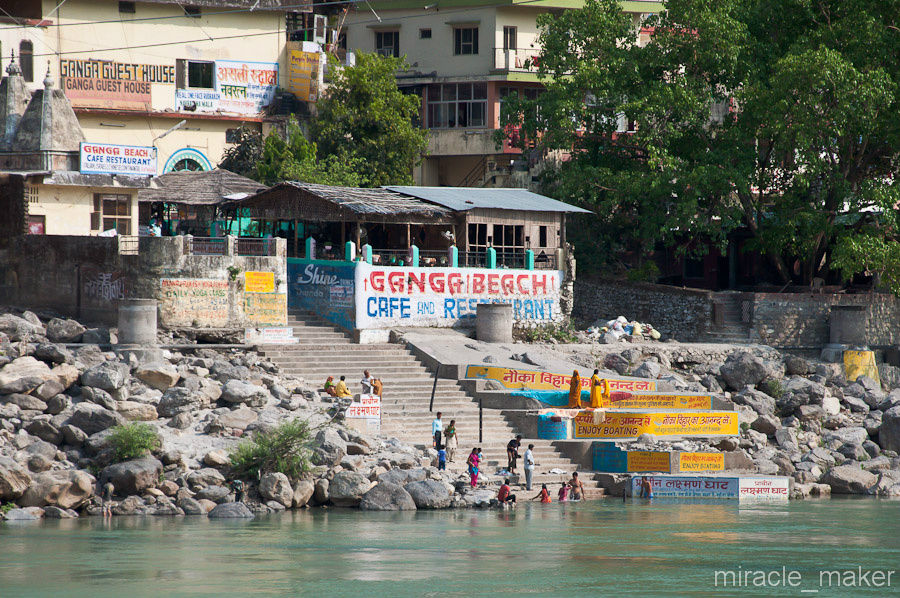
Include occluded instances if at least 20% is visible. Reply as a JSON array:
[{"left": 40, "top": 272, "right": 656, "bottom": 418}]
[
  {"left": 244, "top": 271, "right": 275, "bottom": 293},
  {"left": 464, "top": 365, "right": 656, "bottom": 392},
  {"left": 574, "top": 411, "right": 738, "bottom": 439},
  {"left": 61, "top": 58, "right": 175, "bottom": 110},
  {"left": 631, "top": 476, "right": 739, "bottom": 499},
  {"left": 287, "top": 50, "right": 320, "bottom": 101},
  {"left": 626, "top": 451, "right": 671, "bottom": 472},
  {"left": 356, "top": 263, "right": 563, "bottom": 329},
  {"left": 679, "top": 452, "right": 725, "bottom": 472},
  {"left": 739, "top": 477, "right": 790, "bottom": 500},
  {"left": 843, "top": 350, "right": 879, "bottom": 384},
  {"left": 176, "top": 60, "right": 278, "bottom": 115},
  {"left": 603, "top": 393, "right": 713, "bottom": 410},
  {"left": 80, "top": 143, "right": 156, "bottom": 176}
]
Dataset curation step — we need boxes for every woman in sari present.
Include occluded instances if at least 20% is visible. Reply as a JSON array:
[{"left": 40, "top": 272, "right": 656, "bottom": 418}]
[
  {"left": 467, "top": 448, "right": 480, "bottom": 488},
  {"left": 589, "top": 369, "right": 606, "bottom": 409},
  {"left": 567, "top": 370, "right": 582, "bottom": 408},
  {"left": 445, "top": 420, "right": 458, "bottom": 462}
]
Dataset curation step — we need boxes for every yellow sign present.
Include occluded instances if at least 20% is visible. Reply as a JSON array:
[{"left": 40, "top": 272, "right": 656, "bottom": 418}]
[
  {"left": 844, "top": 350, "right": 879, "bottom": 384},
  {"left": 574, "top": 411, "right": 739, "bottom": 439},
  {"left": 603, "top": 393, "right": 712, "bottom": 410},
  {"left": 626, "top": 451, "right": 671, "bottom": 472},
  {"left": 244, "top": 292, "right": 286, "bottom": 325},
  {"left": 679, "top": 452, "right": 725, "bottom": 472},
  {"left": 464, "top": 365, "right": 656, "bottom": 392},
  {"left": 287, "top": 50, "right": 320, "bottom": 102},
  {"left": 245, "top": 271, "right": 275, "bottom": 293}
]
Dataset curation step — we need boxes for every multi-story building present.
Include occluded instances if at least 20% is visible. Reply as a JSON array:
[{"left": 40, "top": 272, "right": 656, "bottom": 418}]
[
  {"left": 0, "top": 0, "right": 326, "bottom": 174},
  {"left": 342, "top": 0, "right": 662, "bottom": 186}
]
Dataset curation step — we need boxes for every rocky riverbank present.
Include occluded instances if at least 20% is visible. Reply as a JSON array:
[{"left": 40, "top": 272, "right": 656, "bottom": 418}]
[{"left": 0, "top": 308, "right": 508, "bottom": 522}]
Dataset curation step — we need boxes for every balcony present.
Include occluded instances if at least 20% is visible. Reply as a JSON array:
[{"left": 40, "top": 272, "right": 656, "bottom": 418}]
[{"left": 493, "top": 48, "right": 541, "bottom": 73}]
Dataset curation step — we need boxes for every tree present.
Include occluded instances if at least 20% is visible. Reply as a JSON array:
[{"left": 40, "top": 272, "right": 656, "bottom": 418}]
[
  {"left": 501, "top": 0, "right": 900, "bottom": 284},
  {"left": 314, "top": 52, "right": 428, "bottom": 187},
  {"left": 218, "top": 126, "right": 263, "bottom": 180}
]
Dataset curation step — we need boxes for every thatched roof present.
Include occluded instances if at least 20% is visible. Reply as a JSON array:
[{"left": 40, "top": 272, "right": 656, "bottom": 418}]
[{"left": 139, "top": 168, "right": 265, "bottom": 206}]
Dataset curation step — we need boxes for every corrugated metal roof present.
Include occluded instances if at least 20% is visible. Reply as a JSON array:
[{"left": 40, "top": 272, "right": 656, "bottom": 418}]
[
  {"left": 384, "top": 186, "right": 592, "bottom": 214},
  {"left": 282, "top": 182, "right": 455, "bottom": 217}
]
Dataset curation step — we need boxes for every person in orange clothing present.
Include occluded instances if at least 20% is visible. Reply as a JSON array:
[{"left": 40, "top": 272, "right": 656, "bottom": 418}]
[
  {"left": 567, "top": 370, "right": 582, "bottom": 408},
  {"left": 532, "top": 484, "right": 552, "bottom": 503},
  {"left": 589, "top": 369, "right": 606, "bottom": 408}
]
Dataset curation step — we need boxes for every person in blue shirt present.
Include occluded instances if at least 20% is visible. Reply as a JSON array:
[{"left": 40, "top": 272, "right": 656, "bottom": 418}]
[
  {"left": 437, "top": 444, "right": 447, "bottom": 470},
  {"left": 432, "top": 412, "right": 443, "bottom": 447}
]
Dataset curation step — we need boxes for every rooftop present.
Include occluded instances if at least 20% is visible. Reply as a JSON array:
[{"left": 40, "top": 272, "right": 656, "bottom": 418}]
[
  {"left": 139, "top": 168, "right": 264, "bottom": 205},
  {"left": 384, "top": 186, "right": 592, "bottom": 214}
]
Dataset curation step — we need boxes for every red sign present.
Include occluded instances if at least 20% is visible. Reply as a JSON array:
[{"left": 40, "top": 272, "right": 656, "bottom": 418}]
[
  {"left": 60, "top": 58, "right": 174, "bottom": 110},
  {"left": 26, "top": 215, "right": 45, "bottom": 235}
]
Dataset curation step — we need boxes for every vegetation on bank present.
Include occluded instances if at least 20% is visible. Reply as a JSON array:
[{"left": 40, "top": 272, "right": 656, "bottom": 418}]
[
  {"left": 109, "top": 423, "right": 160, "bottom": 462},
  {"left": 229, "top": 419, "right": 313, "bottom": 479}
]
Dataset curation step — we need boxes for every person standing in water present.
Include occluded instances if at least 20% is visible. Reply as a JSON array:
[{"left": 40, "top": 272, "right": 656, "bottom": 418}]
[
  {"left": 558, "top": 482, "right": 569, "bottom": 502},
  {"left": 531, "top": 484, "right": 552, "bottom": 503},
  {"left": 567, "top": 370, "right": 582, "bottom": 408},
  {"left": 639, "top": 476, "right": 654, "bottom": 499},
  {"left": 568, "top": 472, "right": 585, "bottom": 501}
]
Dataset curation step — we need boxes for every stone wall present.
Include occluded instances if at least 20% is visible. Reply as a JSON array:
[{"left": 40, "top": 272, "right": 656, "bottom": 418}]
[
  {"left": 748, "top": 292, "right": 900, "bottom": 349},
  {"left": 0, "top": 235, "right": 287, "bottom": 329},
  {"left": 573, "top": 277, "right": 715, "bottom": 341}
]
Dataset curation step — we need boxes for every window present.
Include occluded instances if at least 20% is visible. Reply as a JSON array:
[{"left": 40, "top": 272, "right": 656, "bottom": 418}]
[
  {"left": 539, "top": 225, "right": 548, "bottom": 248},
  {"left": 287, "top": 13, "right": 326, "bottom": 42},
  {"left": 375, "top": 31, "right": 399, "bottom": 57},
  {"left": 420, "top": 28, "right": 432, "bottom": 39},
  {"left": 24, "top": 185, "right": 38, "bottom": 204},
  {"left": 118, "top": 1, "right": 135, "bottom": 13},
  {"left": 426, "top": 83, "right": 487, "bottom": 128},
  {"left": 468, "top": 223, "right": 488, "bottom": 252},
  {"left": 92, "top": 194, "right": 132, "bottom": 235},
  {"left": 19, "top": 40, "right": 33, "bottom": 82},
  {"left": 503, "top": 26, "right": 517, "bottom": 51},
  {"left": 684, "top": 257, "right": 704, "bottom": 279},
  {"left": 186, "top": 60, "right": 214, "bottom": 88},
  {"left": 454, "top": 27, "right": 478, "bottom": 55},
  {"left": 183, "top": 5, "right": 201, "bottom": 17}
]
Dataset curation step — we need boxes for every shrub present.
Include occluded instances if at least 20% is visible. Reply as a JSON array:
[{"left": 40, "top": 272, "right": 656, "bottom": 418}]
[
  {"left": 108, "top": 423, "right": 160, "bottom": 462},
  {"left": 762, "top": 378, "right": 785, "bottom": 400},
  {"left": 230, "top": 419, "right": 312, "bottom": 479},
  {"left": 516, "top": 320, "right": 579, "bottom": 343},
  {"left": 1, "top": 502, "right": 15, "bottom": 515}
]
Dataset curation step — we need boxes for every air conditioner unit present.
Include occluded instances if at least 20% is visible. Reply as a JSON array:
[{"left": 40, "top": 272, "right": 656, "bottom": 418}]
[{"left": 313, "top": 14, "right": 327, "bottom": 44}]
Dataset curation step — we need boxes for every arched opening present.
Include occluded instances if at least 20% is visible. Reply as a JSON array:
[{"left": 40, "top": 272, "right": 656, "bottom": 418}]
[
  {"left": 19, "top": 40, "right": 33, "bottom": 82},
  {"left": 171, "top": 157, "right": 203, "bottom": 172}
]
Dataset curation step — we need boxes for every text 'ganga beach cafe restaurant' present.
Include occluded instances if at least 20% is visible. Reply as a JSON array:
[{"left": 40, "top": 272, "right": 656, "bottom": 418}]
[{"left": 225, "top": 183, "right": 590, "bottom": 342}]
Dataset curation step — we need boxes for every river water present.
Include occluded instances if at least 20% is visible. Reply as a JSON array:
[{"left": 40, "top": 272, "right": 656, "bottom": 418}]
[{"left": 1, "top": 498, "right": 898, "bottom": 597}]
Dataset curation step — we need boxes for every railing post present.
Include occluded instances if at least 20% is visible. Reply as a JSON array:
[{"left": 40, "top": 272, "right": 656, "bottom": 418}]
[
  {"left": 487, "top": 247, "right": 497, "bottom": 269},
  {"left": 409, "top": 244, "right": 419, "bottom": 267},
  {"left": 306, "top": 237, "right": 316, "bottom": 260},
  {"left": 526, "top": 249, "right": 534, "bottom": 270},
  {"left": 225, "top": 235, "right": 235, "bottom": 256},
  {"left": 362, "top": 244, "right": 373, "bottom": 264},
  {"left": 345, "top": 241, "right": 356, "bottom": 262},
  {"left": 184, "top": 234, "right": 193, "bottom": 255},
  {"left": 448, "top": 245, "right": 458, "bottom": 268}
]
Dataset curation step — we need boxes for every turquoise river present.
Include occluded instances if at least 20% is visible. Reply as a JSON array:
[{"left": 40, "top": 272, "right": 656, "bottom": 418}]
[{"left": 1, "top": 498, "right": 898, "bottom": 597}]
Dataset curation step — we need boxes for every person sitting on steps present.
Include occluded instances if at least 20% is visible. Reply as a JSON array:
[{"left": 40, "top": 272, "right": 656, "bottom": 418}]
[
  {"left": 324, "top": 376, "right": 338, "bottom": 397},
  {"left": 360, "top": 370, "right": 383, "bottom": 397},
  {"left": 334, "top": 375, "right": 353, "bottom": 398}
]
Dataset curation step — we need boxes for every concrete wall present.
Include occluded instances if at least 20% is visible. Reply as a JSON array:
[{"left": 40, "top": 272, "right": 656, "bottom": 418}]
[
  {"left": 0, "top": 235, "right": 286, "bottom": 328},
  {"left": 573, "top": 277, "right": 715, "bottom": 341},
  {"left": 29, "top": 184, "right": 140, "bottom": 236}
]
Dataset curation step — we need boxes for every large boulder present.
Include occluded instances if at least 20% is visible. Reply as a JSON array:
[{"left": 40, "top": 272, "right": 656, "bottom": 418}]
[
  {"left": 360, "top": 482, "right": 416, "bottom": 511},
  {"left": 879, "top": 406, "right": 900, "bottom": 452},
  {"left": 733, "top": 387, "right": 776, "bottom": 415},
  {"left": 823, "top": 427, "right": 869, "bottom": 446},
  {"left": 404, "top": 480, "right": 452, "bottom": 509},
  {"left": 134, "top": 363, "right": 180, "bottom": 391},
  {"left": 116, "top": 401, "right": 158, "bottom": 421},
  {"left": 48, "top": 363, "right": 80, "bottom": 390},
  {"left": 328, "top": 471, "right": 372, "bottom": 507},
  {"left": 208, "top": 501, "right": 254, "bottom": 518},
  {"left": 259, "top": 472, "right": 294, "bottom": 507},
  {"left": 0, "top": 314, "right": 43, "bottom": 341},
  {"left": 220, "top": 380, "right": 270, "bottom": 407},
  {"left": 312, "top": 428, "right": 347, "bottom": 466},
  {"left": 719, "top": 352, "right": 768, "bottom": 390},
  {"left": 822, "top": 465, "right": 878, "bottom": 495},
  {"left": 18, "top": 469, "right": 95, "bottom": 509},
  {"left": 68, "top": 402, "right": 125, "bottom": 435},
  {"left": 158, "top": 387, "right": 205, "bottom": 417},
  {"left": 292, "top": 480, "right": 315, "bottom": 508},
  {"left": 46, "top": 318, "right": 85, "bottom": 343},
  {"left": 100, "top": 457, "right": 163, "bottom": 495},
  {"left": 2, "top": 393, "right": 49, "bottom": 411},
  {"left": 81, "top": 362, "right": 130, "bottom": 392},
  {"left": 0, "top": 456, "right": 32, "bottom": 500},
  {"left": 0, "top": 356, "right": 53, "bottom": 395},
  {"left": 217, "top": 407, "right": 258, "bottom": 430},
  {"left": 180, "top": 376, "right": 222, "bottom": 402},
  {"left": 33, "top": 343, "right": 73, "bottom": 365}
]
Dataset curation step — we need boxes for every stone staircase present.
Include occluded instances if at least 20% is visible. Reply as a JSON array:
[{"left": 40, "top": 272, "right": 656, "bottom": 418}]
[
  {"left": 257, "top": 310, "right": 605, "bottom": 497},
  {"left": 702, "top": 292, "right": 751, "bottom": 344}
]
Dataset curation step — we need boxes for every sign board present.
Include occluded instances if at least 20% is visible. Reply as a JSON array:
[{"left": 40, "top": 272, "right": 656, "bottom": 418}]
[
  {"left": 626, "top": 451, "right": 671, "bottom": 473},
  {"left": 287, "top": 259, "right": 356, "bottom": 331},
  {"left": 244, "top": 271, "right": 275, "bottom": 293},
  {"left": 356, "top": 263, "right": 564, "bottom": 329},
  {"left": 574, "top": 411, "right": 739, "bottom": 439},
  {"left": 245, "top": 327, "right": 296, "bottom": 344},
  {"left": 243, "top": 292, "right": 287, "bottom": 326},
  {"left": 464, "top": 365, "right": 656, "bottom": 393},
  {"left": 631, "top": 475, "right": 740, "bottom": 499},
  {"left": 345, "top": 394, "right": 381, "bottom": 434},
  {"left": 287, "top": 50, "right": 320, "bottom": 101},
  {"left": 844, "top": 350, "right": 879, "bottom": 384},
  {"left": 738, "top": 477, "right": 790, "bottom": 500},
  {"left": 175, "top": 60, "right": 278, "bottom": 115},
  {"left": 679, "top": 452, "right": 725, "bottom": 472},
  {"left": 158, "top": 278, "right": 229, "bottom": 327},
  {"left": 61, "top": 58, "right": 174, "bottom": 110},
  {"left": 80, "top": 142, "right": 156, "bottom": 176}
]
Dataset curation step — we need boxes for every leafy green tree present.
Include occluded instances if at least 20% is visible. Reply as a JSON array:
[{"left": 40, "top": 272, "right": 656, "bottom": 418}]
[
  {"left": 502, "top": 0, "right": 900, "bottom": 284},
  {"left": 314, "top": 52, "right": 428, "bottom": 186},
  {"left": 218, "top": 126, "right": 262, "bottom": 180}
]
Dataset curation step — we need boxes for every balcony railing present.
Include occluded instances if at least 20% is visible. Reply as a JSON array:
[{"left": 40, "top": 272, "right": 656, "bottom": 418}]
[
  {"left": 236, "top": 238, "right": 276, "bottom": 257},
  {"left": 493, "top": 48, "right": 541, "bottom": 72},
  {"left": 188, "top": 237, "right": 227, "bottom": 256}
]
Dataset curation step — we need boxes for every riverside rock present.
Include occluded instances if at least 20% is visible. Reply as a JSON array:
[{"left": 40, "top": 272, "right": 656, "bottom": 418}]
[
  {"left": 292, "top": 480, "right": 315, "bottom": 508},
  {"left": 116, "top": 401, "right": 158, "bottom": 421},
  {"left": 134, "top": 363, "right": 180, "bottom": 391},
  {"left": 208, "top": 501, "right": 254, "bottom": 518},
  {"left": 0, "top": 356, "right": 53, "bottom": 394},
  {"left": 822, "top": 465, "right": 878, "bottom": 495},
  {"left": 360, "top": 482, "right": 416, "bottom": 511},
  {"left": 733, "top": 387, "right": 776, "bottom": 415},
  {"left": 68, "top": 402, "right": 124, "bottom": 435},
  {"left": 720, "top": 352, "right": 767, "bottom": 390},
  {"left": 3, "top": 393, "right": 48, "bottom": 411},
  {"left": 879, "top": 406, "right": 900, "bottom": 452},
  {"left": 0, "top": 456, "right": 32, "bottom": 500},
  {"left": 329, "top": 471, "right": 371, "bottom": 507},
  {"left": 259, "top": 472, "right": 294, "bottom": 507},
  {"left": 46, "top": 318, "right": 85, "bottom": 343},
  {"left": 81, "top": 362, "right": 130, "bottom": 392},
  {"left": 0, "top": 314, "right": 43, "bottom": 341},
  {"left": 18, "top": 469, "right": 95, "bottom": 509},
  {"left": 100, "top": 457, "right": 163, "bottom": 495},
  {"left": 220, "top": 380, "right": 270, "bottom": 407},
  {"left": 157, "top": 387, "right": 204, "bottom": 417},
  {"left": 404, "top": 480, "right": 452, "bottom": 509},
  {"left": 33, "top": 343, "right": 73, "bottom": 365}
]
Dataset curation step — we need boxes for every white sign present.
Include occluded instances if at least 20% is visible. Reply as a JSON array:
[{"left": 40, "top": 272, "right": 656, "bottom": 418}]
[
  {"left": 176, "top": 60, "right": 278, "bottom": 116},
  {"left": 244, "top": 327, "right": 297, "bottom": 344},
  {"left": 80, "top": 142, "right": 156, "bottom": 176},
  {"left": 739, "top": 477, "right": 790, "bottom": 501},
  {"left": 631, "top": 475, "right": 789, "bottom": 500},
  {"left": 345, "top": 394, "right": 381, "bottom": 433},
  {"left": 354, "top": 263, "right": 564, "bottom": 329}
]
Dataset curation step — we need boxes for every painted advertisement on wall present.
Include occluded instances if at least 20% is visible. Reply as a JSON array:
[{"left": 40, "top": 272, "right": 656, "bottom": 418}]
[
  {"left": 738, "top": 477, "right": 790, "bottom": 500},
  {"left": 287, "top": 50, "right": 320, "bottom": 101},
  {"left": 574, "top": 411, "right": 738, "bottom": 439},
  {"left": 287, "top": 258, "right": 355, "bottom": 331},
  {"left": 158, "top": 278, "right": 228, "bottom": 327},
  {"left": 355, "top": 263, "right": 564, "bottom": 329},
  {"left": 679, "top": 452, "right": 725, "bottom": 472},
  {"left": 463, "top": 366, "right": 657, "bottom": 393},
  {"left": 631, "top": 476, "right": 740, "bottom": 499},
  {"left": 61, "top": 58, "right": 175, "bottom": 110},
  {"left": 175, "top": 60, "right": 278, "bottom": 115},
  {"left": 243, "top": 292, "right": 287, "bottom": 326},
  {"left": 604, "top": 393, "right": 713, "bottom": 410}
]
